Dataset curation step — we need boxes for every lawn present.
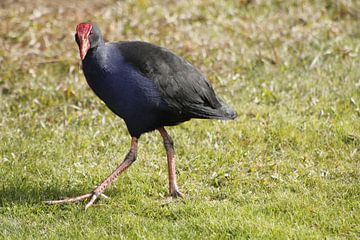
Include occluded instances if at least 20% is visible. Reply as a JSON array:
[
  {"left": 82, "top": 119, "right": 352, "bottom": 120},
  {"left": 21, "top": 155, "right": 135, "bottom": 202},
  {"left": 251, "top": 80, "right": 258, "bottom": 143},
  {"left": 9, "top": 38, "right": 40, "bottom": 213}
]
[{"left": 0, "top": 0, "right": 359, "bottom": 239}]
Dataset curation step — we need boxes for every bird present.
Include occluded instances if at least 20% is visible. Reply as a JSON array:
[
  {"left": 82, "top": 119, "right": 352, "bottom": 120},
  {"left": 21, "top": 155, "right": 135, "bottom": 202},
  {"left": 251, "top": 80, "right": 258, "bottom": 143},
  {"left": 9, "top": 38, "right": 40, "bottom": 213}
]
[{"left": 46, "top": 22, "right": 237, "bottom": 209}]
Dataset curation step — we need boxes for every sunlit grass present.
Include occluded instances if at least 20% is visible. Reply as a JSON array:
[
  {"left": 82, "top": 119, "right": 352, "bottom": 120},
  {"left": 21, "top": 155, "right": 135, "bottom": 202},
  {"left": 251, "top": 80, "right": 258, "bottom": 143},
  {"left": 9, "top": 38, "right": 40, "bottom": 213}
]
[{"left": 1, "top": 0, "right": 359, "bottom": 239}]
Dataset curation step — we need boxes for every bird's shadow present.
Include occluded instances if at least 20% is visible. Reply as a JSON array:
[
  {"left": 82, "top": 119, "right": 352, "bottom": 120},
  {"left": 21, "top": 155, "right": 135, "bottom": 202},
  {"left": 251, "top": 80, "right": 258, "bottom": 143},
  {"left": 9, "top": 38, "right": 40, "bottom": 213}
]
[{"left": 0, "top": 182, "right": 89, "bottom": 206}]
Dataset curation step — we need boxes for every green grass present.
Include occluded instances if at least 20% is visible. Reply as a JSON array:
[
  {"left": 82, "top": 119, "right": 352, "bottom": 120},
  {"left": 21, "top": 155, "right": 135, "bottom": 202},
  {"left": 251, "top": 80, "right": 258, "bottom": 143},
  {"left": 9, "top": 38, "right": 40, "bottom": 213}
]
[{"left": 1, "top": 0, "right": 360, "bottom": 239}]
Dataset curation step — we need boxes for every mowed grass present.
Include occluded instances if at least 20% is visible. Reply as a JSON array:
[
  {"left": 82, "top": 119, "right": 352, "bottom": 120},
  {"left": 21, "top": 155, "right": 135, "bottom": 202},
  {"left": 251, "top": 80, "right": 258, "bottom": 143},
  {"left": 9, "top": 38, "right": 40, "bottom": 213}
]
[{"left": 1, "top": 0, "right": 360, "bottom": 238}]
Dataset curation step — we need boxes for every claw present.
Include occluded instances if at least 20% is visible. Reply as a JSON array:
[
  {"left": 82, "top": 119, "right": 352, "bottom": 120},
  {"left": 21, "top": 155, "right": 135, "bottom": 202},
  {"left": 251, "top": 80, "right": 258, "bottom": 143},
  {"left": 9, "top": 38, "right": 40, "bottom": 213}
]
[
  {"left": 85, "top": 193, "right": 99, "bottom": 210},
  {"left": 170, "top": 189, "right": 184, "bottom": 198}
]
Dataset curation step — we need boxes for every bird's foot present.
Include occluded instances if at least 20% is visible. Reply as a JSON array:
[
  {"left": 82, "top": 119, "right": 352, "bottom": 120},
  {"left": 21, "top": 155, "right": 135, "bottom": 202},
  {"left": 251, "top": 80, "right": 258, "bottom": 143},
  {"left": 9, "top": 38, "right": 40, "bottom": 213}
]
[
  {"left": 170, "top": 189, "right": 184, "bottom": 198},
  {"left": 44, "top": 191, "right": 109, "bottom": 210}
]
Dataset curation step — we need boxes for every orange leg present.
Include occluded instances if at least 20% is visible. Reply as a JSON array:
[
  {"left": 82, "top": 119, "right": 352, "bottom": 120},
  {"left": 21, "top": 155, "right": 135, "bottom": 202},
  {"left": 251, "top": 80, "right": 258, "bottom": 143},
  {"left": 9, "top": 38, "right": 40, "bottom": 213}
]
[
  {"left": 45, "top": 137, "right": 138, "bottom": 209},
  {"left": 158, "top": 127, "right": 183, "bottom": 198}
]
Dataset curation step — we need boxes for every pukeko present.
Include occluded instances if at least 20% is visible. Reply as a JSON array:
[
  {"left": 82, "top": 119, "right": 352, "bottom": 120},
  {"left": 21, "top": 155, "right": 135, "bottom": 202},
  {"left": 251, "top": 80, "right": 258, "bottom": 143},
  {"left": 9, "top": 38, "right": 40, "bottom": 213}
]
[{"left": 47, "top": 22, "right": 237, "bottom": 209}]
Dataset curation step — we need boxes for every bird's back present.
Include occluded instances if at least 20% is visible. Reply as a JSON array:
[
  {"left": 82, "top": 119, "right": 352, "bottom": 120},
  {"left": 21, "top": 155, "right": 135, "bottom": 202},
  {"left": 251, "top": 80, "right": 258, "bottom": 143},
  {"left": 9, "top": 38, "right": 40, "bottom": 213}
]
[{"left": 115, "top": 41, "right": 237, "bottom": 120}]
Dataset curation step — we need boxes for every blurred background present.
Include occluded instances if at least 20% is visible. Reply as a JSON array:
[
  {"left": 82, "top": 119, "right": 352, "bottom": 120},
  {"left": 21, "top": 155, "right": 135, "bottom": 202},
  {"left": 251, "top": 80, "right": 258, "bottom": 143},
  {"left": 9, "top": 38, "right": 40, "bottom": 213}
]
[{"left": 1, "top": 0, "right": 359, "bottom": 101}]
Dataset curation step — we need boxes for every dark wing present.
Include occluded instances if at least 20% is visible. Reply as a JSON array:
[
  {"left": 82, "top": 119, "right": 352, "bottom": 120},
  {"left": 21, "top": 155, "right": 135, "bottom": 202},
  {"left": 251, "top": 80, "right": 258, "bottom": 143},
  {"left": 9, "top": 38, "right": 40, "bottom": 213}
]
[{"left": 115, "top": 41, "right": 236, "bottom": 120}]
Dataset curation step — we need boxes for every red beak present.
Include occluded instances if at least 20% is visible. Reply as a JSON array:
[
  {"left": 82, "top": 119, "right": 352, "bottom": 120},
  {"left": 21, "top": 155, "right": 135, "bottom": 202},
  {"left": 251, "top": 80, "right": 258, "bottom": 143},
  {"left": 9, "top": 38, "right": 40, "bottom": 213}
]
[
  {"left": 79, "top": 35, "right": 90, "bottom": 60},
  {"left": 76, "top": 23, "right": 93, "bottom": 60}
]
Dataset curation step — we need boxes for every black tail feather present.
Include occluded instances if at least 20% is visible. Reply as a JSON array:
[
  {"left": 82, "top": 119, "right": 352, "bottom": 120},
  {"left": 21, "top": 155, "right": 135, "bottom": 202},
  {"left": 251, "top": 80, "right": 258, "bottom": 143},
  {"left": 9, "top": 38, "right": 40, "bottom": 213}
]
[{"left": 186, "top": 101, "right": 237, "bottom": 120}]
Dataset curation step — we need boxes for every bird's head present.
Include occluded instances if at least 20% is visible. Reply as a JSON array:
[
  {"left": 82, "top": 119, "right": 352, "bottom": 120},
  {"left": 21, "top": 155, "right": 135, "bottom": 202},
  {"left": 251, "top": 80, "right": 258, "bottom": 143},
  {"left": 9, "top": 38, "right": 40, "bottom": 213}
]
[{"left": 75, "top": 22, "right": 103, "bottom": 60}]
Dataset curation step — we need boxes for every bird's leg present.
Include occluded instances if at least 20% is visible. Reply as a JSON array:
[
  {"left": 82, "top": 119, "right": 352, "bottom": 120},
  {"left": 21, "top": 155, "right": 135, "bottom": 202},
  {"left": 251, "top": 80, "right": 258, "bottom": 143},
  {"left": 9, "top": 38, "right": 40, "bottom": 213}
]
[
  {"left": 45, "top": 137, "right": 138, "bottom": 209},
  {"left": 158, "top": 127, "right": 183, "bottom": 198},
  {"left": 84, "top": 137, "right": 138, "bottom": 209}
]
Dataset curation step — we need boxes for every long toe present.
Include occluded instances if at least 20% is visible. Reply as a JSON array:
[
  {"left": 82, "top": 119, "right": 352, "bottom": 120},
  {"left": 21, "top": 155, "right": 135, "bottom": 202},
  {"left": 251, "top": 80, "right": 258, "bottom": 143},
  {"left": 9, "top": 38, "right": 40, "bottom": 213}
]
[
  {"left": 44, "top": 193, "right": 93, "bottom": 205},
  {"left": 84, "top": 192, "right": 101, "bottom": 210}
]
